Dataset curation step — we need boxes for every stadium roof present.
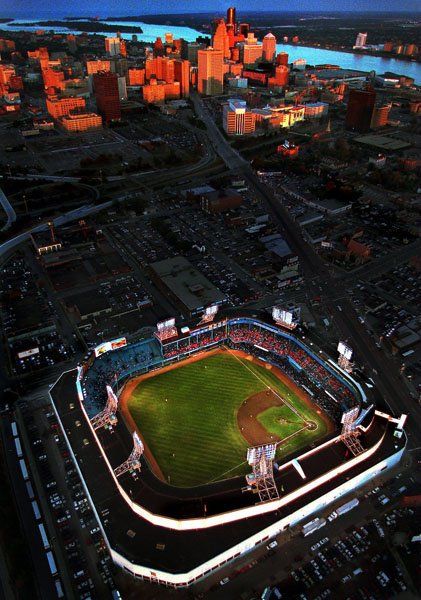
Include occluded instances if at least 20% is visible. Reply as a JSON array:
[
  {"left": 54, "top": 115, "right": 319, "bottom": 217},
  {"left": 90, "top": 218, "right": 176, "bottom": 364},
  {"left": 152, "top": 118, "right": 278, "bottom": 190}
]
[{"left": 149, "top": 256, "right": 227, "bottom": 315}]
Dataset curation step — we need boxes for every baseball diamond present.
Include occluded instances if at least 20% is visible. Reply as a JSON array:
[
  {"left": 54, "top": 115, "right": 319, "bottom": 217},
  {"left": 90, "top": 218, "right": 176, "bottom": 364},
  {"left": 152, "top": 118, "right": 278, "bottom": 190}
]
[{"left": 119, "top": 348, "right": 332, "bottom": 487}]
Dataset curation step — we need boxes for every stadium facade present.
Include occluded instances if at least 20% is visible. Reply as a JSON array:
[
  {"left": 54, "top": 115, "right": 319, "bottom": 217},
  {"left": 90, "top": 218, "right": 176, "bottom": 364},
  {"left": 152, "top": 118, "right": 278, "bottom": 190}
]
[{"left": 50, "top": 315, "right": 407, "bottom": 588}]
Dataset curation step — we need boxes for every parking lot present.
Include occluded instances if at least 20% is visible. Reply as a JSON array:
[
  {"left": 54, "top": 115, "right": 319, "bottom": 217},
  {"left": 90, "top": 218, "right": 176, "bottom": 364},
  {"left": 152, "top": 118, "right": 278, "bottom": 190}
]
[{"left": 0, "top": 254, "right": 73, "bottom": 375}]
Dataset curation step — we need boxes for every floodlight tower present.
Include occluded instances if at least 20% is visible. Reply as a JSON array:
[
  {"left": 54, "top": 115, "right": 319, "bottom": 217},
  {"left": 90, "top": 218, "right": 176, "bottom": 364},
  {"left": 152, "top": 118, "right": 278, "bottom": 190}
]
[
  {"left": 340, "top": 407, "right": 364, "bottom": 456},
  {"left": 114, "top": 432, "right": 144, "bottom": 477},
  {"left": 246, "top": 444, "right": 279, "bottom": 502},
  {"left": 90, "top": 385, "right": 119, "bottom": 430},
  {"left": 337, "top": 341, "right": 353, "bottom": 373}
]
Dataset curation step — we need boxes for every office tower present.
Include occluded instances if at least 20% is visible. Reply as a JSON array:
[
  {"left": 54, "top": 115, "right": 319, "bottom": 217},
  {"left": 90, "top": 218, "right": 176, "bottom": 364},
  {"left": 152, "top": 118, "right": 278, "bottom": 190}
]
[
  {"left": 276, "top": 52, "right": 289, "bottom": 66},
  {"left": 46, "top": 96, "right": 86, "bottom": 118},
  {"left": 268, "top": 65, "right": 289, "bottom": 88},
  {"left": 128, "top": 68, "right": 145, "bottom": 86},
  {"left": 105, "top": 37, "right": 121, "bottom": 56},
  {"left": 117, "top": 76, "right": 127, "bottom": 100},
  {"left": 93, "top": 71, "right": 121, "bottom": 123},
  {"left": 60, "top": 112, "right": 102, "bottom": 132},
  {"left": 186, "top": 42, "right": 204, "bottom": 65},
  {"left": 371, "top": 103, "right": 391, "bottom": 128},
  {"left": 239, "top": 23, "right": 250, "bottom": 37},
  {"left": 212, "top": 19, "right": 230, "bottom": 59},
  {"left": 241, "top": 33, "right": 263, "bottom": 66},
  {"left": 262, "top": 32, "right": 277, "bottom": 62},
  {"left": 223, "top": 99, "right": 256, "bottom": 135},
  {"left": 354, "top": 32, "right": 367, "bottom": 48},
  {"left": 345, "top": 88, "right": 376, "bottom": 133},
  {"left": 226, "top": 7, "right": 236, "bottom": 34},
  {"left": 174, "top": 59, "right": 190, "bottom": 97},
  {"left": 197, "top": 47, "right": 223, "bottom": 96}
]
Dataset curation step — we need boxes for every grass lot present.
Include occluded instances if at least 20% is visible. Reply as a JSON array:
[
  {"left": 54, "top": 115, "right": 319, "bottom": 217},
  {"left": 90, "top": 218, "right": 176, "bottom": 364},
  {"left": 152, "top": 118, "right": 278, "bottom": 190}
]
[{"left": 127, "top": 350, "right": 329, "bottom": 487}]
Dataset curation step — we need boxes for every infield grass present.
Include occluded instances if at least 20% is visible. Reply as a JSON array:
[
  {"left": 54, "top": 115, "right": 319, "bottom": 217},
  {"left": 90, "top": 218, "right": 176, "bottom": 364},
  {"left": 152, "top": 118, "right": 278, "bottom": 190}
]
[{"left": 126, "top": 349, "right": 329, "bottom": 487}]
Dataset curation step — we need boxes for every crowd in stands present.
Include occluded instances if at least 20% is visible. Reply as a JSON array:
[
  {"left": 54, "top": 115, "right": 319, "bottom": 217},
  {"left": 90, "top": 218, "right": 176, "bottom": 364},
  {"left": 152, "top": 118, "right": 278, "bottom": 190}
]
[
  {"left": 228, "top": 325, "right": 356, "bottom": 409},
  {"left": 80, "top": 339, "right": 161, "bottom": 416},
  {"left": 162, "top": 323, "right": 357, "bottom": 422},
  {"left": 78, "top": 322, "right": 358, "bottom": 422},
  {"left": 163, "top": 331, "right": 226, "bottom": 358}
]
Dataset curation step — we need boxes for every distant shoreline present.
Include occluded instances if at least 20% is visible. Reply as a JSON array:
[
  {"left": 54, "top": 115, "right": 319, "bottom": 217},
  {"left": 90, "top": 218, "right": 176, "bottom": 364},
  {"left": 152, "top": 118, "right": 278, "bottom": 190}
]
[{"left": 8, "top": 20, "right": 143, "bottom": 34}]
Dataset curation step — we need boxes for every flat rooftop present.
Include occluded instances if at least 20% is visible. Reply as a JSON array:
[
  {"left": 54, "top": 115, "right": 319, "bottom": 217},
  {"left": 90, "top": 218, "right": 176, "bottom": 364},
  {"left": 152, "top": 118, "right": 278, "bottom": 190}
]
[
  {"left": 149, "top": 256, "right": 226, "bottom": 314},
  {"left": 354, "top": 135, "right": 411, "bottom": 151}
]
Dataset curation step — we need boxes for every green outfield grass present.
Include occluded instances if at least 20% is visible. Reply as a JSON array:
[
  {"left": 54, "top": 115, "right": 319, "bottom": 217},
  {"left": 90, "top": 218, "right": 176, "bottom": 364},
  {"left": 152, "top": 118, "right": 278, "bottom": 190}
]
[{"left": 126, "top": 350, "right": 330, "bottom": 487}]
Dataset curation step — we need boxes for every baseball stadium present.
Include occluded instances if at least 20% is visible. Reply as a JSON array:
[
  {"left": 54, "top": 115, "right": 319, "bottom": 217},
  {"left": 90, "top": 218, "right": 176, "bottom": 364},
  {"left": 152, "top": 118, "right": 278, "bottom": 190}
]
[{"left": 49, "top": 312, "right": 407, "bottom": 588}]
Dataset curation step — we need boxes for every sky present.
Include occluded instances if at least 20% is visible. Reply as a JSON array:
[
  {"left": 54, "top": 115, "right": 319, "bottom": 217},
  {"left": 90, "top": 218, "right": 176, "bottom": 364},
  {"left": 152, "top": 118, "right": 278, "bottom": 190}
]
[{"left": 1, "top": 0, "right": 419, "bottom": 18}]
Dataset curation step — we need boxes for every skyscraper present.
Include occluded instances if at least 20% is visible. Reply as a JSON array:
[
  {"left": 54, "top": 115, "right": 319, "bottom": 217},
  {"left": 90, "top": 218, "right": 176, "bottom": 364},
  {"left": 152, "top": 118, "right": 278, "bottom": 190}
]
[
  {"left": 262, "top": 32, "right": 277, "bottom": 62},
  {"left": 174, "top": 59, "right": 190, "bottom": 97},
  {"left": 226, "top": 7, "right": 236, "bottom": 33},
  {"left": 212, "top": 19, "right": 230, "bottom": 59},
  {"left": 93, "top": 71, "right": 121, "bottom": 123},
  {"left": 197, "top": 47, "right": 223, "bottom": 96},
  {"left": 345, "top": 88, "right": 376, "bottom": 133}
]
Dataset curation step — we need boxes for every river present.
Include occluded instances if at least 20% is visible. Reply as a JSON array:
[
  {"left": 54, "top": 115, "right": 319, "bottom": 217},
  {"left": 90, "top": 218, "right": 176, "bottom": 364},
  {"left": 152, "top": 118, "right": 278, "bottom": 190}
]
[{"left": 3, "top": 18, "right": 420, "bottom": 83}]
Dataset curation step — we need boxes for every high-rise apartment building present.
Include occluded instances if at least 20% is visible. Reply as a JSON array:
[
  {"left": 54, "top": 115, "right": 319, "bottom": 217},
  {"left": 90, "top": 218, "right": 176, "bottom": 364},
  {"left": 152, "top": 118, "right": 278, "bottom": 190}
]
[
  {"left": 262, "top": 33, "right": 276, "bottom": 62},
  {"left": 197, "top": 47, "right": 224, "bottom": 96},
  {"left": 345, "top": 88, "right": 376, "bottom": 132},
  {"left": 93, "top": 71, "right": 121, "bottom": 123},
  {"left": 354, "top": 32, "right": 367, "bottom": 48}
]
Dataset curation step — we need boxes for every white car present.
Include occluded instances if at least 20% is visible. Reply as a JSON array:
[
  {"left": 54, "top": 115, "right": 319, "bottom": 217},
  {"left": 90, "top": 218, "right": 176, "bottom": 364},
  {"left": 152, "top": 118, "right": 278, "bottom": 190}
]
[
  {"left": 219, "top": 577, "right": 229, "bottom": 586},
  {"left": 267, "top": 540, "right": 278, "bottom": 550}
]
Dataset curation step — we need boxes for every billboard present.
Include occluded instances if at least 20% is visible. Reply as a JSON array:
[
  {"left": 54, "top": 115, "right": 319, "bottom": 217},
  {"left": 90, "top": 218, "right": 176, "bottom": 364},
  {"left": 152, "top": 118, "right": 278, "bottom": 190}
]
[
  {"left": 94, "top": 342, "right": 111, "bottom": 357},
  {"left": 110, "top": 337, "right": 127, "bottom": 351},
  {"left": 94, "top": 337, "right": 127, "bottom": 357},
  {"left": 337, "top": 342, "right": 353, "bottom": 361},
  {"left": 157, "top": 318, "right": 176, "bottom": 331},
  {"left": 18, "top": 347, "right": 39, "bottom": 359}
]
